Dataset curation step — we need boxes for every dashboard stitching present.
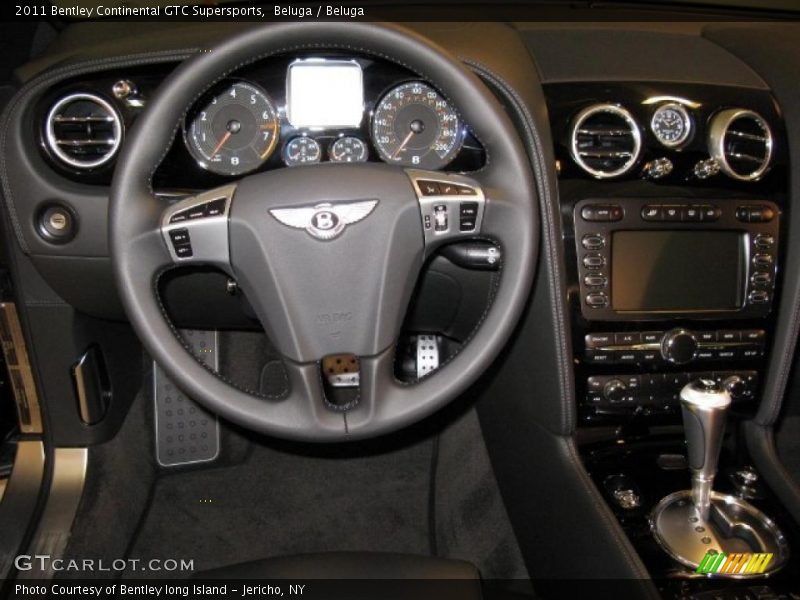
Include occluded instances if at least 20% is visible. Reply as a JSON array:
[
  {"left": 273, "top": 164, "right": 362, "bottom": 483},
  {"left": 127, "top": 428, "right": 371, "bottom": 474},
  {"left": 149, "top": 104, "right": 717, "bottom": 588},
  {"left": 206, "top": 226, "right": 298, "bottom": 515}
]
[
  {"left": 0, "top": 50, "right": 198, "bottom": 254},
  {"left": 462, "top": 59, "right": 574, "bottom": 434}
]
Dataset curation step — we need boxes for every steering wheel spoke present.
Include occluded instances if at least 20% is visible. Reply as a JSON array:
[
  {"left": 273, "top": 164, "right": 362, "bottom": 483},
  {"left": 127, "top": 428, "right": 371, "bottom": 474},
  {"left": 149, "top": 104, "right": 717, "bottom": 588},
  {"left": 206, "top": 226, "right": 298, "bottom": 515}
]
[
  {"left": 406, "top": 169, "right": 487, "bottom": 256},
  {"left": 160, "top": 183, "right": 236, "bottom": 268}
]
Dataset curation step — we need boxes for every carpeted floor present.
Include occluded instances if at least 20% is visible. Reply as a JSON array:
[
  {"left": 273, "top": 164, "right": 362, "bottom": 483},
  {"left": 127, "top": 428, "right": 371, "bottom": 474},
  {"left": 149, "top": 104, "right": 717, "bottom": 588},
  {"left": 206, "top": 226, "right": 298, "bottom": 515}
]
[{"left": 62, "top": 332, "right": 529, "bottom": 584}]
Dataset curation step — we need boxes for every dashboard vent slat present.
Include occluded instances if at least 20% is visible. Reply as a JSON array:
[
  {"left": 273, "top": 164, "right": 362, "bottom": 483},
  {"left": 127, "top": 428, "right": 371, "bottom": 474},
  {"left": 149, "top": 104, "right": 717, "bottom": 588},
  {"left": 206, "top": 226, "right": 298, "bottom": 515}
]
[
  {"left": 708, "top": 109, "right": 773, "bottom": 182},
  {"left": 570, "top": 104, "right": 642, "bottom": 179},
  {"left": 45, "top": 93, "right": 122, "bottom": 170}
]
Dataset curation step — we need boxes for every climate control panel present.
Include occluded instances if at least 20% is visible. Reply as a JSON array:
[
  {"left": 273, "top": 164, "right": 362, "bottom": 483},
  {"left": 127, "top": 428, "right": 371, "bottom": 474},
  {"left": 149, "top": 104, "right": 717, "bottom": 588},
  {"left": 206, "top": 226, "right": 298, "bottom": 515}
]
[
  {"left": 584, "top": 328, "right": 765, "bottom": 366},
  {"left": 586, "top": 370, "right": 758, "bottom": 413}
]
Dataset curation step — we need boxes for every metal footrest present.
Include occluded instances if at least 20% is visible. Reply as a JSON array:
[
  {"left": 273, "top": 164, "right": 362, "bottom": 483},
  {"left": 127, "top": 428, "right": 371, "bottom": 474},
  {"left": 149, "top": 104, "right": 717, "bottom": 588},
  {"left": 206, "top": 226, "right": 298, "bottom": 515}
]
[{"left": 153, "top": 330, "right": 219, "bottom": 467}]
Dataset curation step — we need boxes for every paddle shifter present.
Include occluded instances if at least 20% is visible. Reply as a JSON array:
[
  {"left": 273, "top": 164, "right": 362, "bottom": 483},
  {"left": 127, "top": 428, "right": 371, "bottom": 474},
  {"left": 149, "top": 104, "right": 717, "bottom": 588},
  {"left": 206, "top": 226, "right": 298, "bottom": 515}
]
[
  {"left": 650, "top": 379, "right": 789, "bottom": 576},
  {"left": 680, "top": 380, "right": 730, "bottom": 520}
]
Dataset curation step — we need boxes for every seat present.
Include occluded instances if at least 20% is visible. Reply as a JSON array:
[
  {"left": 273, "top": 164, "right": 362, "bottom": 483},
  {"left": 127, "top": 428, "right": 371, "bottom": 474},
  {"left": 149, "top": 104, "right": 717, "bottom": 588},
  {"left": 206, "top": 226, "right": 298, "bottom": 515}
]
[{"left": 196, "top": 551, "right": 483, "bottom": 599}]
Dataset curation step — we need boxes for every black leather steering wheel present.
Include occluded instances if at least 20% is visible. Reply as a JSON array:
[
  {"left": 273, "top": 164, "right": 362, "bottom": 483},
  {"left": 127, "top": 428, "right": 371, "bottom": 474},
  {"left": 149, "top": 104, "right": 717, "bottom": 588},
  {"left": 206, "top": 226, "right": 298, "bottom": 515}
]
[{"left": 109, "top": 22, "right": 538, "bottom": 442}]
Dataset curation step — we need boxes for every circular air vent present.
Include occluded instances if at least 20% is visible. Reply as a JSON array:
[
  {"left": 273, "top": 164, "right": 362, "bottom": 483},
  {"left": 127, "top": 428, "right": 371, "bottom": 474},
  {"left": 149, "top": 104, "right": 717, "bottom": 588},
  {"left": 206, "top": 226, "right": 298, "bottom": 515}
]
[
  {"left": 570, "top": 104, "right": 642, "bottom": 179},
  {"left": 708, "top": 109, "right": 774, "bottom": 182},
  {"left": 44, "top": 93, "right": 122, "bottom": 170}
]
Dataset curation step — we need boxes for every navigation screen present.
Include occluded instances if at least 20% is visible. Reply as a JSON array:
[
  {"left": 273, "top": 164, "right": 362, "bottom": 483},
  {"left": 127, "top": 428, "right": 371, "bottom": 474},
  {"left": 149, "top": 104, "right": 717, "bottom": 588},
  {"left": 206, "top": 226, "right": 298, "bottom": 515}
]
[{"left": 611, "top": 230, "right": 745, "bottom": 312}]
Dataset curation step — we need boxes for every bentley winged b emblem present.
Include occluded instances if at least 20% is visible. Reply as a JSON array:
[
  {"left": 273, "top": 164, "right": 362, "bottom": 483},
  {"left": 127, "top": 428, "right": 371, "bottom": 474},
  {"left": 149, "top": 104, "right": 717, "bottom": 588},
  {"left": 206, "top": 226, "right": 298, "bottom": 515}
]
[{"left": 269, "top": 199, "right": 379, "bottom": 241}]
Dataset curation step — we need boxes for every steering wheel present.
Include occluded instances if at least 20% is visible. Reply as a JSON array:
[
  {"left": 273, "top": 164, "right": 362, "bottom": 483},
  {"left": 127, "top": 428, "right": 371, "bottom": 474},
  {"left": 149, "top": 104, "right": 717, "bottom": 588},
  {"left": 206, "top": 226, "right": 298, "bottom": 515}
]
[{"left": 109, "top": 22, "right": 538, "bottom": 442}]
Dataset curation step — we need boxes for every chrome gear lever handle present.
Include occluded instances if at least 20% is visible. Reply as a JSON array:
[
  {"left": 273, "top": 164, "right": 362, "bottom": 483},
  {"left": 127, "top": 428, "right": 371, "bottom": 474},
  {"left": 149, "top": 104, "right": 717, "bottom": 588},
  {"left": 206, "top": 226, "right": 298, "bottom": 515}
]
[{"left": 680, "top": 379, "right": 731, "bottom": 520}]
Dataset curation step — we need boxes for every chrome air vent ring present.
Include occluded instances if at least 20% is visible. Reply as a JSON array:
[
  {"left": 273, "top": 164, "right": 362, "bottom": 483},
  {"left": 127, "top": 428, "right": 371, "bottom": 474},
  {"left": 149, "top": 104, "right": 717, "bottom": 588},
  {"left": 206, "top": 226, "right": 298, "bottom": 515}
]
[
  {"left": 570, "top": 103, "right": 642, "bottom": 179},
  {"left": 708, "top": 108, "right": 773, "bottom": 182},
  {"left": 44, "top": 92, "right": 123, "bottom": 170}
]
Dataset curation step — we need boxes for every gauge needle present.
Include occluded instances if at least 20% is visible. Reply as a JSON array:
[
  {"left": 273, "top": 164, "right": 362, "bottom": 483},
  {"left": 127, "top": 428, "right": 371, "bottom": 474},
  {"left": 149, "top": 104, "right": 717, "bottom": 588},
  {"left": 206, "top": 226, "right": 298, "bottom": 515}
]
[
  {"left": 391, "top": 131, "right": 415, "bottom": 160},
  {"left": 209, "top": 131, "right": 232, "bottom": 158}
]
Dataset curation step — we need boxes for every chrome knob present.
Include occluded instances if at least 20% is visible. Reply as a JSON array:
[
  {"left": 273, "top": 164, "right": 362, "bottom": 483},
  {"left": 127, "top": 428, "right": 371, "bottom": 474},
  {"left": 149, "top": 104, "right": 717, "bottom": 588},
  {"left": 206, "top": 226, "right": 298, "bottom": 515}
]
[
  {"left": 603, "top": 379, "right": 627, "bottom": 403},
  {"left": 680, "top": 379, "right": 731, "bottom": 520},
  {"left": 723, "top": 375, "right": 748, "bottom": 401},
  {"left": 661, "top": 329, "right": 698, "bottom": 364}
]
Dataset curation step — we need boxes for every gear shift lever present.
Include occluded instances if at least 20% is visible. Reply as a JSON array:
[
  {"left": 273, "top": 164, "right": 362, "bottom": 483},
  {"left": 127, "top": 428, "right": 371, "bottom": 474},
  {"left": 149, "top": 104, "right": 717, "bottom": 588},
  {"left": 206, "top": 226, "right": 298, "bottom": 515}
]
[
  {"left": 650, "top": 379, "right": 788, "bottom": 576},
  {"left": 680, "top": 379, "right": 730, "bottom": 520}
]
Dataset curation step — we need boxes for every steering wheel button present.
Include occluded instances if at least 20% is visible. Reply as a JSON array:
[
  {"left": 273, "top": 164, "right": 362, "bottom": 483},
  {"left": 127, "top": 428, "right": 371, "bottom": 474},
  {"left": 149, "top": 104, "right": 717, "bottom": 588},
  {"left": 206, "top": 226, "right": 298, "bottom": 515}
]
[
  {"left": 187, "top": 206, "right": 208, "bottom": 220},
  {"left": 433, "top": 204, "right": 448, "bottom": 231},
  {"left": 459, "top": 202, "right": 479, "bottom": 217},
  {"left": 418, "top": 180, "right": 441, "bottom": 196},
  {"left": 169, "top": 229, "right": 190, "bottom": 245},
  {"left": 174, "top": 244, "right": 193, "bottom": 258},
  {"left": 455, "top": 184, "right": 476, "bottom": 195},
  {"left": 206, "top": 198, "right": 227, "bottom": 216},
  {"left": 169, "top": 211, "right": 188, "bottom": 224},
  {"left": 439, "top": 183, "right": 458, "bottom": 195},
  {"left": 459, "top": 218, "right": 476, "bottom": 232}
]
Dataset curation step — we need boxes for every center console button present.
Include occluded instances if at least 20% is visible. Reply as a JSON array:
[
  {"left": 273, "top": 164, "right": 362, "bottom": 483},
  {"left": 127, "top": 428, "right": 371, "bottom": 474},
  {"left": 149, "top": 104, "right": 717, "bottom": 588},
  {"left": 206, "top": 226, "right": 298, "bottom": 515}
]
[
  {"left": 751, "top": 272, "right": 772, "bottom": 286},
  {"left": 748, "top": 290, "right": 770, "bottom": 304},
  {"left": 615, "top": 332, "right": 640, "bottom": 345},
  {"left": 661, "top": 329, "right": 698, "bottom": 364},
  {"left": 753, "top": 254, "right": 773, "bottom": 269},
  {"left": 581, "top": 234, "right": 605, "bottom": 250},
  {"left": 741, "top": 329, "right": 766, "bottom": 344},
  {"left": 717, "top": 330, "right": 740, "bottom": 343},
  {"left": 641, "top": 332, "right": 662, "bottom": 344},
  {"left": 754, "top": 234, "right": 775, "bottom": 250},
  {"left": 696, "top": 331, "right": 717, "bottom": 343},
  {"left": 681, "top": 206, "right": 702, "bottom": 221},
  {"left": 700, "top": 205, "right": 721, "bottom": 222},
  {"left": 663, "top": 205, "right": 681, "bottom": 221},
  {"left": 585, "top": 350, "right": 615, "bottom": 364},
  {"left": 583, "top": 254, "right": 605, "bottom": 269},
  {"left": 585, "top": 333, "right": 614, "bottom": 348},
  {"left": 641, "top": 205, "right": 663, "bottom": 221},
  {"left": 603, "top": 379, "right": 627, "bottom": 403},
  {"left": 583, "top": 274, "right": 607, "bottom": 287},
  {"left": 586, "top": 293, "right": 608, "bottom": 308}
]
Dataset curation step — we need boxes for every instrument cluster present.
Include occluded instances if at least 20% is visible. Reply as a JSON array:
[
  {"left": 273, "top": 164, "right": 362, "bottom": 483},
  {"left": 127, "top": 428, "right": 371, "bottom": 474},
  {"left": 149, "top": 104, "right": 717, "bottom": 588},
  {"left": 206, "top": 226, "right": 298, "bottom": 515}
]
[{"left": 36, "top": 55, "right": 485, "bottom": 188}]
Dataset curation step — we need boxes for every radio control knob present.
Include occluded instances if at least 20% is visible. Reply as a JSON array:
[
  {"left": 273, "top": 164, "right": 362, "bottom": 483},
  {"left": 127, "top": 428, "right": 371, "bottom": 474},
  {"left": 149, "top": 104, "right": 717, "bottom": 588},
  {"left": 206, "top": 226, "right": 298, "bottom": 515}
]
[
  {"left": 661, "top": 329, "right": 698, "bottom": 364},
  {"left": 723, "top": 375, "right": 749, "bottom": 400},
  {"left": 603, "top": 379, "right": 627, "bottom": 403}
]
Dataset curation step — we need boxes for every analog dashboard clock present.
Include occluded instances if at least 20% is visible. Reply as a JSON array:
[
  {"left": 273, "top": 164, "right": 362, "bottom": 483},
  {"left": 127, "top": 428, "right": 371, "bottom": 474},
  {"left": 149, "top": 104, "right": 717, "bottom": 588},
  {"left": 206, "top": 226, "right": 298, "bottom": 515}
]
[{"left": 650, "top": 102, "right": 693, "bottom": 148}]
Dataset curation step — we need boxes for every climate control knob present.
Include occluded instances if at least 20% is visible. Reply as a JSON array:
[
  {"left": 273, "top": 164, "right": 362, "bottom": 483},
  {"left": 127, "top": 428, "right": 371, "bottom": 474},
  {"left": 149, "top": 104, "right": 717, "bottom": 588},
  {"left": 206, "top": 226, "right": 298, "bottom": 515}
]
[
  {"left": 603, "top": 379, "right": 628, "bottom": 403},
  {"left": 723, "top": 375, "right": 749, "bottom": 400},
  {"left": 661, "top": 329, "right": 698, "bottom": 364}
]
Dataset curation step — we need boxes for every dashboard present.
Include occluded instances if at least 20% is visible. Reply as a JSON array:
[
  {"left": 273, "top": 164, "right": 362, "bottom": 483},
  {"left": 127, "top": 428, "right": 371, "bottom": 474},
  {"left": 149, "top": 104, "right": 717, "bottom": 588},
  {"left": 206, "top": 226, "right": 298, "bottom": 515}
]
[{"left": 34, "top": 54, "right": 485, "bottom": 190}]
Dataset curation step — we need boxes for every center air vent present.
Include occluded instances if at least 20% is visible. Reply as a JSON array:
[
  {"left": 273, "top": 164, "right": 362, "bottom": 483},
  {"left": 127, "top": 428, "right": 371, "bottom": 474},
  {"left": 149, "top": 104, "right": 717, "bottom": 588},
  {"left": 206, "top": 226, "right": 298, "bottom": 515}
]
[
  {"left": 570, "top": 104, "right": 642, "bottom": 179},
  {"left": 708, "top": 109, "right": 773, "bottom": 182},
  {"left": 44, "top": 93, "right": 122, "bottom": 170}
]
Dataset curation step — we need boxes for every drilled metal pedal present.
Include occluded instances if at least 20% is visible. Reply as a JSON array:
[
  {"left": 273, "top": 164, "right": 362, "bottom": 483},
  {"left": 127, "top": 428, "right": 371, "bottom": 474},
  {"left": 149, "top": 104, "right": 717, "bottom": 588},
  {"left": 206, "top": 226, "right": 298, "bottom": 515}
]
[
  {"left": 416, "top": 335, "right": 441, "bottom": 378},
  {"left": 153, "top": 330, "right": 219, "bottom": 467}
]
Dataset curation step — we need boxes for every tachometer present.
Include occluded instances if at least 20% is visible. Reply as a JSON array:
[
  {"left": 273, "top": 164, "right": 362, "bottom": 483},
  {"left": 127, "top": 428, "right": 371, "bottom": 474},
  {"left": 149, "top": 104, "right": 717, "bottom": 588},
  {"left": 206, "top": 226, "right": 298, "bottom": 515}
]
[
  {"left": 371, "top": 81, "right": 463, "bottom": 169},
  {"left": 185, "top": 81, "right": 279, "bottom": 176}
]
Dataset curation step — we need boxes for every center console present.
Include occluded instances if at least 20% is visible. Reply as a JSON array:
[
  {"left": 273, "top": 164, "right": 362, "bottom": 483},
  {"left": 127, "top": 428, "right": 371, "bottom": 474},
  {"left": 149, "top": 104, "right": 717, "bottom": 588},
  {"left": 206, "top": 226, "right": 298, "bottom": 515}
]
[
  {"left": 548, "top": 79, "right": 796, "bottom": 595},
  {"left": 572, "top": 197, "right": 779, "bottom": 423}
]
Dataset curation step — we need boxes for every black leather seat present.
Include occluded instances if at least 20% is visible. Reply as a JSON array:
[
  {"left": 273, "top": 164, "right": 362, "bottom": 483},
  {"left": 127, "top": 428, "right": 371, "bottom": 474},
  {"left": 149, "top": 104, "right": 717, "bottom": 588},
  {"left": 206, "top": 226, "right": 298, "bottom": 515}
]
[{"left": 196, "top": 552, "right": 482, "bottom": 599}]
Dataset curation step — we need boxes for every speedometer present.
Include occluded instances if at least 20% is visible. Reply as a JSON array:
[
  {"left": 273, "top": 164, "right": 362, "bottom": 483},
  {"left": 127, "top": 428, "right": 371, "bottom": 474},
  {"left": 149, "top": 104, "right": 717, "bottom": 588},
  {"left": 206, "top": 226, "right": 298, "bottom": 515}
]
[
  {"left": 371, "top": 81, "right": 463, "bottom": 170},
  {"left": 185, "top": 81, "right": 279, "bottom": 176}
]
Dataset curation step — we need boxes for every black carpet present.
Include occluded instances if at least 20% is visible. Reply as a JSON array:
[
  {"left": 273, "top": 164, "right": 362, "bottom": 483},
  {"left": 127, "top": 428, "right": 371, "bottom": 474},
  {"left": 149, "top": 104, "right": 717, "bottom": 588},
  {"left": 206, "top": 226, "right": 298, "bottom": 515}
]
[{"left": 61, "top": 333, "right": 529, "bottom": 583}]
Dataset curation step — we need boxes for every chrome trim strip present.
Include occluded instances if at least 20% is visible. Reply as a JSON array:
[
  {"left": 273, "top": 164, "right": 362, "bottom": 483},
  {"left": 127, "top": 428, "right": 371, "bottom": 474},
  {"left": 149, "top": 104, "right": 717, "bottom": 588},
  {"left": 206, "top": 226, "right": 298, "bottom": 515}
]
[
  {"left": 0, "top": 441, "right": 45, "bottom": 579},
  {"left": 0, "top": 302, "right": 43, "bottom": 434},
  {"left": 17, "top": 448, "right": 88, "bottom": 581}
]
